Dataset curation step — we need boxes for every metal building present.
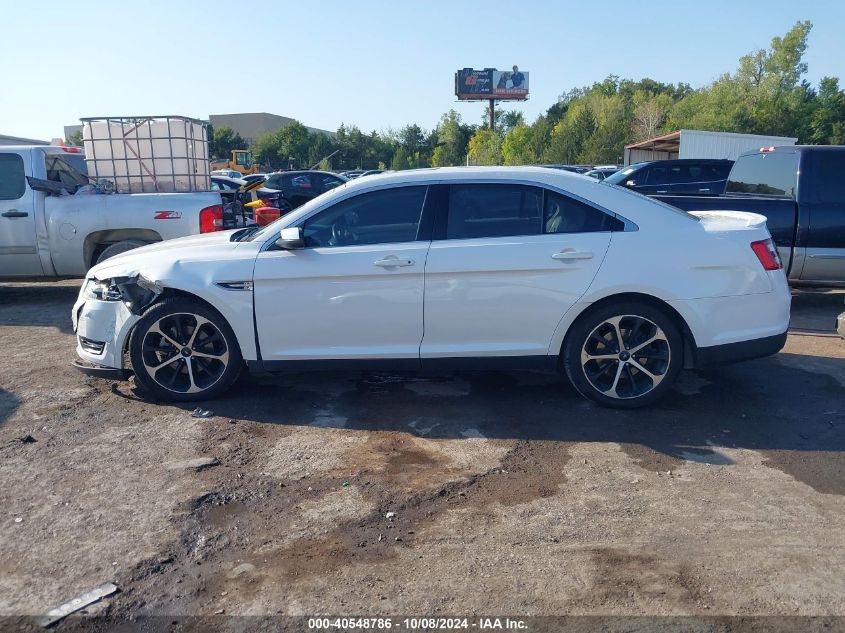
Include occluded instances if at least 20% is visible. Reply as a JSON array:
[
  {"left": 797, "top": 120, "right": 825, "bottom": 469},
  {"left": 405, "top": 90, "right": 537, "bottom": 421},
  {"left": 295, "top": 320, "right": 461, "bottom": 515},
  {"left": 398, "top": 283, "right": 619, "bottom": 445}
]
[
  {"left": 0, "top": 134, "right": 48, "bottom": 146},
  {"left": 624, "top": 129, "right": 797, "bottom": 165}
]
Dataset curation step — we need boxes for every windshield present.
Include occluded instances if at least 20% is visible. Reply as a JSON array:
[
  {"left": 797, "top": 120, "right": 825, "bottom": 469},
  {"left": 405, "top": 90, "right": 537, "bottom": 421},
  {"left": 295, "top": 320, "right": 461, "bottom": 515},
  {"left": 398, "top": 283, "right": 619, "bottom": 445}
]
[
  {"left": 603, "top": 166, "right": 638, "bottom": 185},
  {"left": 245, "top": 180, "right": 354, "bottom": 242}
]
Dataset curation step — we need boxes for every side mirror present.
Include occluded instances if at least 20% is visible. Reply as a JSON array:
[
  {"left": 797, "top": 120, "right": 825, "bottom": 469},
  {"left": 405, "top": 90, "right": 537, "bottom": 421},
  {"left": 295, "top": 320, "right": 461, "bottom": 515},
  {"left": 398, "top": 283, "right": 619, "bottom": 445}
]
[{"left": 277, "top": 226, "right": 305, "bottom": 250}]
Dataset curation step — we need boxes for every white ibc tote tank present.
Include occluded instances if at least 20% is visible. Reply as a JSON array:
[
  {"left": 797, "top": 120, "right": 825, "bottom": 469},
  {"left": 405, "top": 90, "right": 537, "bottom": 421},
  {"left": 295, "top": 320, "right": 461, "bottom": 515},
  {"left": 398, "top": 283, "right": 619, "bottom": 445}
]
[{"left": 81, "top": 116, "right": 210, "bottom": 193}]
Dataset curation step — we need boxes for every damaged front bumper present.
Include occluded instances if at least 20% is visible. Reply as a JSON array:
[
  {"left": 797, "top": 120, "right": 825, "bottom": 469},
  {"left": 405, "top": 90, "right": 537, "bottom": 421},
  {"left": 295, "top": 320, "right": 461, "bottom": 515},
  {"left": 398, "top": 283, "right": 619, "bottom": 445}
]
[{"left": 71, "top": 275, "right": 161, "bottom": 379}]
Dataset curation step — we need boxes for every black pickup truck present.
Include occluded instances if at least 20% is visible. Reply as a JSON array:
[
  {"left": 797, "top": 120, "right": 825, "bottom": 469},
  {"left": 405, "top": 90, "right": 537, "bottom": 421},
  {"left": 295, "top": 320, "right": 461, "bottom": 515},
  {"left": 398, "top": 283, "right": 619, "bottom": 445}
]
[{"left": 650, "top": 145, "right": 845, "bottom": 287}]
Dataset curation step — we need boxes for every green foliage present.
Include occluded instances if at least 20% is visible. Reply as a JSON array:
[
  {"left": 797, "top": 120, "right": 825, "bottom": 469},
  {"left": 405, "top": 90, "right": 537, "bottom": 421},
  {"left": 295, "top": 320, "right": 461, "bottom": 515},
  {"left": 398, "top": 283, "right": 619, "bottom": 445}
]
[
  {"left": 502, "top": 124, "right": 537, "bottom": 165},
  {"left": 432, "top": 110, "right": 475, "bottom": 167},
  {"left": 210, "top": 126, "right": 246, "bottom": 159},
  {"left": 809, "top": 77, "right": 845, "bottom": 144},
  {"left": 255, "top": 121, "right": 312, "bottom": 169},
  {"left": 467, "top": 128, "right": 502, "bottom": 165},
  {"left": 391, "top": 147, "right": 412, "bottom": 170},
  {"left": 66, "top": 130, "right": 83, "bottom": 147}
]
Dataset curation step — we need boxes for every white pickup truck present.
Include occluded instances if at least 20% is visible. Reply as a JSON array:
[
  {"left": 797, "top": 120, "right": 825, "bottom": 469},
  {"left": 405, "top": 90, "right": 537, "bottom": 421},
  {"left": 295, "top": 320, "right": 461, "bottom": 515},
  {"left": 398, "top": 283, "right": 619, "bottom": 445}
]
[{"left": 0, "top": 145, "right": 224, "bottom": 278}]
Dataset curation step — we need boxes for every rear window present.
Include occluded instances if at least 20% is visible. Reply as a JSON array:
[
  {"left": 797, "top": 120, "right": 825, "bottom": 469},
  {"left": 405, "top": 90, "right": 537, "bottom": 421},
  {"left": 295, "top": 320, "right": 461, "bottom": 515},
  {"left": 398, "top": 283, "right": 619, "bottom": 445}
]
[
  {"left": 0, "top": 153, "right": 26, "bottom": 200},
  {"left": 726, "top": 152, "right": 799, "bottom": 197}
]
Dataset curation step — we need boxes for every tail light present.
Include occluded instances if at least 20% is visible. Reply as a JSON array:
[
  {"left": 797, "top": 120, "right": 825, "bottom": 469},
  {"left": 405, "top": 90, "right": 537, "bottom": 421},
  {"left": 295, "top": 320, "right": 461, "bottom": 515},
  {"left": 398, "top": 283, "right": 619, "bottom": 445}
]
[
  {"left": 199, "top": 204, "right": 224, "bottom": 233},
  {"left": 751, "top": 238, "right": 782, "bottom": 271}
]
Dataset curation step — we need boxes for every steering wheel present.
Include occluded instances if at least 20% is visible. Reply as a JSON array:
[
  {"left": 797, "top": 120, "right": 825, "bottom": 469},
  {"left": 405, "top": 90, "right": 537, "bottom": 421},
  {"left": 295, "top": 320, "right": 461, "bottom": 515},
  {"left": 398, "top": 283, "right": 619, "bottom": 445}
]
[{"left": 331, "top": 221, "right": 355, "bottom": 246}]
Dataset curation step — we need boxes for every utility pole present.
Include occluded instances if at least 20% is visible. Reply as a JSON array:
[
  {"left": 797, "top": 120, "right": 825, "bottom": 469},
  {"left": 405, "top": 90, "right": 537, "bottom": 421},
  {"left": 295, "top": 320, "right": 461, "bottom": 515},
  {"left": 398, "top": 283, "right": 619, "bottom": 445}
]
[{"left": 488, "top": 98, "right": 496, "bottom": 131}]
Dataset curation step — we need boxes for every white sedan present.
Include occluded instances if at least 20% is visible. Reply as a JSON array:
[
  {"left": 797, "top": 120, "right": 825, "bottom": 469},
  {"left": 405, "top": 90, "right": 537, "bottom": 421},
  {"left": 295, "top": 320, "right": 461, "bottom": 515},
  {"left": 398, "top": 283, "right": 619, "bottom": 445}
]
[{"left": 71, "top": 167, "right": 790, "bottom": 408}]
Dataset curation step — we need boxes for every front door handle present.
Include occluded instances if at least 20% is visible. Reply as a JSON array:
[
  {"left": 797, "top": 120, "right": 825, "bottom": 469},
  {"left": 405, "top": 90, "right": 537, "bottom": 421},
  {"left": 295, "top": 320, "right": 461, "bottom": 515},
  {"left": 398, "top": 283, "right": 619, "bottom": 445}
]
[
  {"left": 374, "top": 256, "right": 415, "bottom": 268},
  {"left": 552, "top": 250, "right": 594, "bottom": 262},
  {"left": 1, "top": 209, "right": 28, "bottom": 218}
]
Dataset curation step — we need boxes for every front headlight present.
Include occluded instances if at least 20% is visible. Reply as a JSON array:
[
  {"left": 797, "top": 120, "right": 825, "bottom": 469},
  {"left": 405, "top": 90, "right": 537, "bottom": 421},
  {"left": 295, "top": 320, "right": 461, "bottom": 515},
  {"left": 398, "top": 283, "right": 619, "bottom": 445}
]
[{"left": 82, "top": 279, "right": 122, "bottom": 301}]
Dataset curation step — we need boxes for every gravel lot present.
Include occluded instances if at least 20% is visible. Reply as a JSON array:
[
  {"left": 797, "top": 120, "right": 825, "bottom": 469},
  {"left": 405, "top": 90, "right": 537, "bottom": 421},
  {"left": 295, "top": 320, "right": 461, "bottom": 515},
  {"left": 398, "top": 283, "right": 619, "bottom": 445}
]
[{"left": 1, "top": 281, "right": 844, "bottom": 624}]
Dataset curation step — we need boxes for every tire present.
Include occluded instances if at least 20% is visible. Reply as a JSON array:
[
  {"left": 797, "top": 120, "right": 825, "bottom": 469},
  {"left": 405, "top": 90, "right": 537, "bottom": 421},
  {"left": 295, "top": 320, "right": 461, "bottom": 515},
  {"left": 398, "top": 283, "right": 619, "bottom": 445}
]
[
  {"left": 96, "top": 240, "right": 149, "bottom": 264},
  {"left": 563, "top": 301, "right": 684, "bottom": 409},
  {"left": 129, "top": 297, "right": 242, "bottom": 402}
]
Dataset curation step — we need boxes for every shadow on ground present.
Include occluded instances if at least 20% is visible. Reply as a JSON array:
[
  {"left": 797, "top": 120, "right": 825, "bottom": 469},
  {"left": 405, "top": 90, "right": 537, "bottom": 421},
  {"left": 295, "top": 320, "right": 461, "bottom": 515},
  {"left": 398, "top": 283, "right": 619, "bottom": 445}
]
[
  {"left": 0, "top": 388, "right": 21, "bottom": 431},
  {"left": 0, "top": 283, "right": 80, "bottom": 334},
  {"left": 153, "top": 350, "right": 845, "bottom": 494}
]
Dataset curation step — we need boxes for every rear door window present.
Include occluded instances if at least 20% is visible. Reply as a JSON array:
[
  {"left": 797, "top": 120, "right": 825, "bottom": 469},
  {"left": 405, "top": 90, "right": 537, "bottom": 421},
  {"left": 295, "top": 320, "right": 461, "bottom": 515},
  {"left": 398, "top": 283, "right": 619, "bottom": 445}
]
[
  {"left": 446, "top": 184, "right": 542, "bottom": 239},
  {"left": 0, "top": 153, "right": 26, "bottom": 200},
  {"left": 544, "top": 191, "right": 623, "bottom": 233}
]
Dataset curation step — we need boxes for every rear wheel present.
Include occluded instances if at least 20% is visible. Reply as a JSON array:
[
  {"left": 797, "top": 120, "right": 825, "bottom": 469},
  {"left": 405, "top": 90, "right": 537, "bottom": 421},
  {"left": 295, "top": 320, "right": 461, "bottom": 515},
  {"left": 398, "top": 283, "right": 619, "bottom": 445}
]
[
  {"left": 129, "top": 298, "right": 242, "bottom": 402},
  {"left": 563, "top": 301, "right": 683, "bottom": 408},
  {"left": 96, "top": 239, "right": 149, "bottom": 264}
]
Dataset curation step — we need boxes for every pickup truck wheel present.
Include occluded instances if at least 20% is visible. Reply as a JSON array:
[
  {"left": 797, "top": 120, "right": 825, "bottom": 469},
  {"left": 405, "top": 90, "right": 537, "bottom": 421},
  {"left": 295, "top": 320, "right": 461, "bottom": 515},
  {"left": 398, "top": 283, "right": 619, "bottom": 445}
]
[
  {"left": 563, "top": 301, "right": 683, "bottom": 409},
  {"left": 96, "top": 240, "right": 149, "bottom": 264},
  {"left": 129, "top": 298, "right": 242, "bottom": 402}
]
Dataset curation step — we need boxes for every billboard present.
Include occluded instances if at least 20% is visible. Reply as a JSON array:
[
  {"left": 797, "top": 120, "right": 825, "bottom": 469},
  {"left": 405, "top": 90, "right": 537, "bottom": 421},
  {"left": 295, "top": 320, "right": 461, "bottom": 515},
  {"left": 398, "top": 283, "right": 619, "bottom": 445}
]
[{"left": 455, "top": 67, "right": 529, "bottom": 100}]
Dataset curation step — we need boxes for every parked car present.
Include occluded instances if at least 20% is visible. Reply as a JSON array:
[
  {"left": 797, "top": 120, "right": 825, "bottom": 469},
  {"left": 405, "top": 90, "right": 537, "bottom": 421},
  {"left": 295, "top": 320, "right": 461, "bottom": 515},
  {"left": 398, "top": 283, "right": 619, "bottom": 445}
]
[
  {"left": 540, "top": 164, "right": 591, "bottom": 174},
  {"left": 262, "top": 170, "right": 348, "bottom": 208},
  {"left": 584, "top": 168, "right": 619, "bottom": 181},
  {"left": 0, "top": 145, "right": 224, "bottom": 278},
  {"left": 72, "top": 166, "right": 789, "bottom": 408},
  {"left": 210, "top": 175, "right": 246, "bottom": 193},
  {"left": 358, "top": 169, "right": 385, "bottom": 178},
  {"left": 241, "top": 173, "right": 267, "bottom": 185},
  {"left": 605, "top": 159, "right": 734, "bottom": 194},
  {"left": 211, "top": 169, "right": 243, "bottom": 179},
  {"left": 651, "top": 146, "right": 845, "bottom": 286},
  {"left": 341, "top": 170, "right": 366, "bottom": 179}
]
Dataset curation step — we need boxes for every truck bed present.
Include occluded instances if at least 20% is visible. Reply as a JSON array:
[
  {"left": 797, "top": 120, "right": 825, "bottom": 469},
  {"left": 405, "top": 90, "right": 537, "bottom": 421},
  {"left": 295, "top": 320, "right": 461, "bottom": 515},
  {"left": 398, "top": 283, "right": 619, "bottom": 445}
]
[{"left": 653, "top": 193, "right": 799, "bottom": 274}]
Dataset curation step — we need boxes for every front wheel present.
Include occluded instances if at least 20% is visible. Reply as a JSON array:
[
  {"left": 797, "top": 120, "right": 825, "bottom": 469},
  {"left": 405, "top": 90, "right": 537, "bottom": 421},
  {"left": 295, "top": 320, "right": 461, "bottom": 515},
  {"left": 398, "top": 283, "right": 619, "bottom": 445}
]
[
  {"left": 129, "top": 298, "right": 242, "bottom": 402},
  {"left": 563, "top": 301, "right": 684, "bottom": 409}
]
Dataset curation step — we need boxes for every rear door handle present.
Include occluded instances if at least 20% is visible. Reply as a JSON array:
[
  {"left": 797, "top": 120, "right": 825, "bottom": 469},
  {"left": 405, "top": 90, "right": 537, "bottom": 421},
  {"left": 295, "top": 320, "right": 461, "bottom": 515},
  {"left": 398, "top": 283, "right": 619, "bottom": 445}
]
[
  {"left": 374, "top": 256, "right": 415, "bottom": 268},
  {"left": 552, "top": 250, "right": 594, "bottom": 261},
  {"left": 698, "top": 188, "right": 711, "bottom": 192},
  {"left": 1, "top": 210, "right": 28, "bottom": 218}
]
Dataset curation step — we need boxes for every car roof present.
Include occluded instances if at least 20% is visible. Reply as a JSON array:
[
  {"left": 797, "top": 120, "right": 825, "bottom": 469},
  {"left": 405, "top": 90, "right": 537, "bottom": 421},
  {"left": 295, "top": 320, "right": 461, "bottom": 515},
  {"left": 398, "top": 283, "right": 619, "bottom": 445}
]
[
  {"left": 626, "top": 159, "right": 734, "bottom": 168},
  {"left": 331, "top": 165, "right": 595, "bottom": 188},
  {"left": 211, "top": 175, "right": 246, "bottom": 185}
]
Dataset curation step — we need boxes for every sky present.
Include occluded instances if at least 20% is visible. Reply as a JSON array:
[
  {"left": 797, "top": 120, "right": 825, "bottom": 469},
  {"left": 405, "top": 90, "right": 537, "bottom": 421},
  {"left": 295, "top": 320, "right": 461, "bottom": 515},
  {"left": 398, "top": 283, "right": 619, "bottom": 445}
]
[{"left": 2, "top": 0, "right": 844, "bottom": 141}]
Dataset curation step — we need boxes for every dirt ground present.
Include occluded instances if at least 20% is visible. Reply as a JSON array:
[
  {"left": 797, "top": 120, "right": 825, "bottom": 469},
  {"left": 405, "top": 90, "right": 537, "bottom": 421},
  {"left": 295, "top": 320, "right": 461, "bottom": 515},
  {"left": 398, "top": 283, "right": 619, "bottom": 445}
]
[{"left": 1, "top": 280, "right": 844, "bottom": 625}]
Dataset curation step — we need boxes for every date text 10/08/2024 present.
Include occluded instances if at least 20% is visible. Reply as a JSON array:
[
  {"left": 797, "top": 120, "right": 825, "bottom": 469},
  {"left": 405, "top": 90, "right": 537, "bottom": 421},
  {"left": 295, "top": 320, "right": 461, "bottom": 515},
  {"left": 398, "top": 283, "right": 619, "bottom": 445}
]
[{"left": 307, "top": 617, "right": 528, "bottom": 630}]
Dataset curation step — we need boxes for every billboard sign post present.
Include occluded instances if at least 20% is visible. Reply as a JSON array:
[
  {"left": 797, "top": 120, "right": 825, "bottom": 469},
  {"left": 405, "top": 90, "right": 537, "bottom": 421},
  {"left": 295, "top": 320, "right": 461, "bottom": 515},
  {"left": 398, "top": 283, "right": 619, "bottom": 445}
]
[{"left": 455, "top": 66, "right": 529, "bottom": 130}]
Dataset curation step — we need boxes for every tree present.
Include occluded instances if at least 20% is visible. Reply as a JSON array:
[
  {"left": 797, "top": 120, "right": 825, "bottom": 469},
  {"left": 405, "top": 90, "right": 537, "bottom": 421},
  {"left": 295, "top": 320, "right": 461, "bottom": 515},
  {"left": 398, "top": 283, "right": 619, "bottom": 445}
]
[
  {"left": 391, "top": 147, "right": 412, "bottom": 170},
  {"left": 66, "top": 130, "right": 83, "bottom": 147},
  {"left": 432, "top": 110, "right": 473, "bottom": 166},
  {"left": 546, "top": 103, "right": 596, "bottom": 164},
  {"left": 210, "top": 126, "right": 246, "bottom": 159},
  {"left": 631, "top": 94, "right": 672, "bottom": 141},
  {"left": 467, "top": 128, "right": 501, "bottom": 165},
  {"left": 809, "top": 77, "right": 845, "bottom": 144},
  {"left": 254, "top": 122, "right": 312, "bottom": 169},
  {"left": 502, "top": 124, "right": 537, "bottom": 165}
]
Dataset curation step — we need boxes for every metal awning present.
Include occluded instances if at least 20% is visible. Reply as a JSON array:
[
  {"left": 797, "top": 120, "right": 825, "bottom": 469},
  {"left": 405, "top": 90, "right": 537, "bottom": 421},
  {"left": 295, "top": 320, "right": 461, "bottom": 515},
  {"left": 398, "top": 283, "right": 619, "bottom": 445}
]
[{"left": 625, "top": 131, "right": 681, "bottom": 153}]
